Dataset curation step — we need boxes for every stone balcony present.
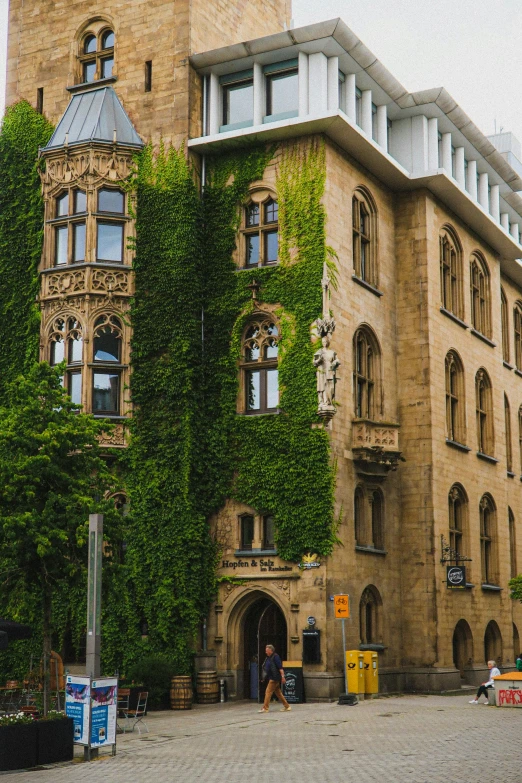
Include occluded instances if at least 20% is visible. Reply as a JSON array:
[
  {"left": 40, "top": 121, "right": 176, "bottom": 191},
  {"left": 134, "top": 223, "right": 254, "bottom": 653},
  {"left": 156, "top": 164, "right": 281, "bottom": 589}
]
[{"left": 350, "top": 419, "right": 403, "bottom": 480}]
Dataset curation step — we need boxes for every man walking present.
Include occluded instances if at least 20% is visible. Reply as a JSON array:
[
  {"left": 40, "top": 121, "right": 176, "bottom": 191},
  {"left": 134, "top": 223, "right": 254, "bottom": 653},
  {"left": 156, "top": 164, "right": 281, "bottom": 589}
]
[{"left": 259, "top": 644, "right": 291, "bottom": 713}]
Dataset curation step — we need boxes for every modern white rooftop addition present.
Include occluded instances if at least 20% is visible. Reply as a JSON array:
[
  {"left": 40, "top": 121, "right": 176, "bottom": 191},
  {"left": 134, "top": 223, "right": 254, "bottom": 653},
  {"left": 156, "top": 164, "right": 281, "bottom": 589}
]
[{"left": 189, "top": 17, "right": 522, "bottom": 272}]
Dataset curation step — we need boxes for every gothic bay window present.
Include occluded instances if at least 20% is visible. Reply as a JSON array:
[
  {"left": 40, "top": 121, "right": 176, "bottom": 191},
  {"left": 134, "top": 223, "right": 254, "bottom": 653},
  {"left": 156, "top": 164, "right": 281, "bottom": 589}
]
[
  {"left": 97, "top": 188, "right": 125, "bottom": 263},
  {"left": 440, "top": 228, "right": 463, "bottom": 318},
  {"left": 445, "top": 351, "right": 465, "bottom": 443},
  {"left": 480, "top": 494, "right": 497, "bottom": 585},
  {"left": 475, "top": 368, "right": 494, "bottom": 455},
  {"left": 242, "top": 317, "right": 279, "bottom": 414},
  {"left": 92, "top": 315, "right": 122, "bottom": 414},
  {"left": 352, "top": 188, "right": 377, "bottom": 285},
  {"left": 470, "top": 254, "right": 491, "bottom": 337},
  {"left": 49, "top": 316, "right": 83, "bottom": 406},
  {"left": 53, "top": 189, "right": 87, "bottom": 265},
  {"left": 243, "top": 197, "right": 278, "bottom": 267},
  {"left": 79, "top": 27, "right": 115, "bottom": 84}
]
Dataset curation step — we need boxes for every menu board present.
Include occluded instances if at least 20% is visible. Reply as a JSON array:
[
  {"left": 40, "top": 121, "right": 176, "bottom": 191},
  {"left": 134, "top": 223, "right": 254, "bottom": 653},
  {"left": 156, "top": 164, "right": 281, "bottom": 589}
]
[{"left": 282, "top": 661, "right": 305, "bottom": 704}]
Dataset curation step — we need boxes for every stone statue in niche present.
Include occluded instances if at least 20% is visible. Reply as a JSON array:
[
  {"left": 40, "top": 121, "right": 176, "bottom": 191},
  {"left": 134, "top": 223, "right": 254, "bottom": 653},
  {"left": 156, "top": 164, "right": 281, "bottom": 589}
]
[{"left": 313, "top": 319, "right": 340, "bottom": 418}]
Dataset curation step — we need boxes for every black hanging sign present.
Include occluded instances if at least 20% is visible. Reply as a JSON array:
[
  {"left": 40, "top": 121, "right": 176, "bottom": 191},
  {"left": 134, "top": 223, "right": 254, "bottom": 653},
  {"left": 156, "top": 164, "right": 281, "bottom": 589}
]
[{"left": 446, "top": 565, "right": 466, "bottom": 589}]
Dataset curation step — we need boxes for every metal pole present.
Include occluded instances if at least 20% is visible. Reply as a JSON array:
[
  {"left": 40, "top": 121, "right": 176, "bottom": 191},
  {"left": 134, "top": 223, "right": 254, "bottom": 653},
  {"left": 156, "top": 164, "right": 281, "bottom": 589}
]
[
  {"left": 342, "top": 619, "right": 348, "bottom": 694},
  {"left": 86, "top": 514, "right": 103, "bottom": 678}
]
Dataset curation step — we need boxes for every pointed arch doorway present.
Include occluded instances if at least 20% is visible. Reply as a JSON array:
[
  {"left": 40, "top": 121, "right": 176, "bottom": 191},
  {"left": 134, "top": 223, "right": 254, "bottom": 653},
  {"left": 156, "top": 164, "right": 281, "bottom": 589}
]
[{"left": 243, "top": 597, "right": 287, "bottom": 700}]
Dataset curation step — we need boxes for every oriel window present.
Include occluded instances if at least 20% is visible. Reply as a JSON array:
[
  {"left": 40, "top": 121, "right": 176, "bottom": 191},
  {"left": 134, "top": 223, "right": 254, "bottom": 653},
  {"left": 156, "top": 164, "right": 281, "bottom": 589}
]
[
  {"left": 92, "top": 315, "right": 122, "bottom": 414},
  {"left": 52, "top": 189, "right": 87, "bottom": 266}
]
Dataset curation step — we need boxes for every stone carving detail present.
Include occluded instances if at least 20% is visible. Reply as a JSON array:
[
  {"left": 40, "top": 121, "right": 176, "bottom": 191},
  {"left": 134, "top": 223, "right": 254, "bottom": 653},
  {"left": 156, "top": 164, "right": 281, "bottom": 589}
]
[
  {"left": 42, "top": 148, "right": 133, "bottom": 191},
  {"left": 46, "top": 269, "right": 86, "bottom": 296},
  {"left": 273, "top": 580, "right": 290, "bottom": 597},
  {"left": 222, "top": 582, "right": 242, "bottom": 602},
  {"left": 98, "top": 423, "right": 126, "bottom": 447},
  {"left": 352, "top": 420, "right": 403, "bottom": 479},
  {"left": 352, "top": 422, "right": 399, "bottom": 450},
  {"left": 41, "top": 296, "right": 88, "bottom": 319},
  {"left": 313, "top": 264, "right": 340, "bottom": 423},
  {"left": 91, "top": 269, "right": 130, "bottom": 294}
]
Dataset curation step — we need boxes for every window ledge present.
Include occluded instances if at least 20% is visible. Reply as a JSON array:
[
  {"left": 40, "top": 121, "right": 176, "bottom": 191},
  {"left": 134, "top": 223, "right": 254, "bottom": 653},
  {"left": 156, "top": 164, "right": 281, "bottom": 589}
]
[
  {"left": 470, "top": 328, "right": 496, "bottom": 347},
  {"left": 359, "top": 643, "right": 386, "bottom": 652},
  {"left": 446, "top": 439, "right": 471, "bottom": 453},
  {"left": 476, "top": 451, "right": 498, "bottom": 464},
  {"left": 464, "top": 583, "right": 475, "bottom": 589},
  {"left": 481, "top": 583, "right": 502, "bottom": 592},
  {"left": 93, "top": 414, "right": 128, "bottom": 421},
  {"left": 263, "top": 110, "right": 298, "bottom": 124},
  {"left": 351, "top": 275, "right": 383, "bottom": 297},
  {"left": 515, "top": 369, "right": 522, "bottom": 379},
  {"left": 238, "top": 410, "right": 280, "bottom": 417},
  {"left": 234, "top": 549, "right": 278, "bottom": 557},
  {"left": 88, "top": 363, "right": 127, "bottom": 370},
  {"left": 46, "top": 213, "right": 88, "bottom": 225},
  {"left": 67, "top": 76, "right": 118, "bottom": 93},
  {"left": 42, "top": 261, "right": 130, "bottom": 273},
  {"left": 220, "top": 120, "right": 253, "bottom": 133},
  {"left": 507, "top": 470, "right": 516, "bottom": 478},
  {"left": 235, "top": 263, "right": 279, "bottom": 272},
  {"left": 355, "top": 545, "right": 387, "bottom": 556},
  {"left": 503, "top": 361, "right": 514, "bottom": 370},
  {"left": 439, "top": 307, "right": 468, "bottom": 329}
]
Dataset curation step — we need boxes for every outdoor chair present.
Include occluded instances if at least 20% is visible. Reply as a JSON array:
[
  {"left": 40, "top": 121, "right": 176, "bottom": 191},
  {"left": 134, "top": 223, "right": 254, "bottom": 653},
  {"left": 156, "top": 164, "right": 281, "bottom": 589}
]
[
  {"left": 116, "top": 688, "right": 130, "bottom": 734},
  {"left": 119, "top": 691, "right": 149, "bottom": 735}
]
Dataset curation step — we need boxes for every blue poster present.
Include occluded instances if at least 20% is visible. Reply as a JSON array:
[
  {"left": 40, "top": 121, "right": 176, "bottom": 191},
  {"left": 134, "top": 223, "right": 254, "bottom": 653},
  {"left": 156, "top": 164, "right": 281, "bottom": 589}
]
[
  {"left": 65, "top": 676, "right": 90, "bottom": 745},
  {"left": 90, "top": 678, "right": 117, "bottom": 748}
]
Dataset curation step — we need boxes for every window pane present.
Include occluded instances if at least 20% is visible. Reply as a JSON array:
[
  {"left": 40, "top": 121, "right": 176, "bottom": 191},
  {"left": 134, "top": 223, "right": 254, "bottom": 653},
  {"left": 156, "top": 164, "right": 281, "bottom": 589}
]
[
  {"left": 74, "top": 190, "right": 86, "bottom": 213},
  {"left": 266, "top": 369, "right": 279, "bottom": 409},
  {"left": 265, "top": 230, "right": 278, "bottom": 264},
  {"left": 265, "top": 338, "right": 278, "bottom": 359},
  {"left": 93, "top": 372, "right": 120, "bottom": 413},
  {"left": 101, "top": 57, "right": 114, "bottom": 79},
  {"left": 246, "top": 203, "right": 260, "bottom": 227},
  {"left": 83, "top": 61, "right": 96, "bottom": 83},
  {"left": 55, "top": 226, "right": 68, "bottom": 265},
  {"left": 224, "top": 82, "right": 253, "bottom": 125},
  {"left": 84, "top": 35, "right": 97, "bottom": 54},
  {"left": 97, "top": 222, "right": 123, "bottom": 262},
  {"left": 246, "top": 370, "right": 260, "bottom": 410},
  {"left": 241, "top": 516, "right": 254, "bottom": 549},
  {"left": 265, "top": 199, "right": 278, "bottom": 223},
  {"left": 98, "top": 189, "right": 124, "bottom": 213},
  {"left": 264, "top": 516, "right": 275, "bottom": 549},
  {"left": 245, "top": 341, "right": 260, "bottom": 362},
  {"left": 73, "top": 222, "right": 86, "bottom": 262},
  {"left": 68, "top": 371, "right": 82, "bottom": 405},
  {"left": 56, "top": 193, "right": 69, "bottom": 217},
  {"left": 267, "top": 71, "right": 298, "bottom": 116},
  {"left": 94, "top": 327, "right": 120, "bottom": 362},
  {"left": 51, "top": 339, "right": 65, "bottom": 365},
  {"left": 102, "top": 30, "right": 115, "bottom": 49},
  {"left": 68, "top": 336, "right": 83, "bottom": 363},
  {"left": 246, "top": 233, "right": 259, "bottom": 266}
]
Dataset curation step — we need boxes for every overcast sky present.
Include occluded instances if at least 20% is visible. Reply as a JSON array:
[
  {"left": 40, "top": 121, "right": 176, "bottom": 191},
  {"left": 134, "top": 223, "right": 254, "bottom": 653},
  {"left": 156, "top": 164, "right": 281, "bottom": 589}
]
[{"left": 1, "top": 0, "right": 521, "bottom": 146}]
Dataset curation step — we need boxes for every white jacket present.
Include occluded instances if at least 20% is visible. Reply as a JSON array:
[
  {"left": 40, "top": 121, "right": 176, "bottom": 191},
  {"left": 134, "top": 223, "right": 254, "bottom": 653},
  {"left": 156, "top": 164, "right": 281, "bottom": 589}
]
[{"left": 485, "top": 667, "right": 501, "bottom": 687}]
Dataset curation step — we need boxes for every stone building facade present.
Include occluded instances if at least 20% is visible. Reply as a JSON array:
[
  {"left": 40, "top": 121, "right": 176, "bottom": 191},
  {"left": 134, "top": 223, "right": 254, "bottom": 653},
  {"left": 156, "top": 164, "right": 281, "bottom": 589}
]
[{"left": 5, "top": 4, "right": 522, "bottom": 698}]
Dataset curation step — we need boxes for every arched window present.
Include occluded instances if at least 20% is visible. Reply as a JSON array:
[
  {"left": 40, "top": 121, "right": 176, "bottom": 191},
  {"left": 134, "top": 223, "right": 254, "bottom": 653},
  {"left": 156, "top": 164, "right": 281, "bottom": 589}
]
[
  {"left": 352, "top": 187, "right": 377, "bottom": 286},
  {"left": 49, "top": 316, "right": 83, "bottom": 406},
  {"left": 370, "top": 489, "right": 384, "bottom": 551},
  {"left": 475, "top": 369, "right": 494, "bottom": 455},
  {"left": 501, "top": 288, "right": 510, "bottom": 363},
  {"left": 440, "top": 226, "right": 463, "bottom": 318},
  {"left": 445, "top": 351, "right": 465, "bottom": 444},
  {"left": 92, "top": 315, "right": 122, "bottom": 414},
  {"left": 353, "top": 326, "right": 380, "bottom": 419},
  {"left": 241, "top": 315, "right": 279, "bottom": 414},
  {"left": 354, "top": 485, "right": 366, "bottom": 546},
  {"left": 484, "top": 620, "right": 502, "bottom": 665},
  {"left": 241, "top": 195, "right": 278, "bottom": 268},
  {"left": 514, "top": 302, "right": 522, "bottom": 371},
  {"left": 448, "top": 484, "right": 467, "bottom": 558},
  {"left": 519, "top": 406, "right": 522, "bottom": 474},
  {"left": 359, "top": 585, "right": 382, "bottom": 645},
  {"left": 505, "top": 394, "right": 513, "bottom": 473},
  {"left": 469, "top": 253, "right": 491, "bottom": 337},
  {"left": 78, "top": 25, "right": 115, "bottom": 84},
  {"left": 480, "top": 494, "right": 497, "bottom": 585},
  {"left": 514, "top": 624, "right": 520, "bottom": 659},
  {"left": 509, "top": 507, "right": 517, "bottom": 579}
]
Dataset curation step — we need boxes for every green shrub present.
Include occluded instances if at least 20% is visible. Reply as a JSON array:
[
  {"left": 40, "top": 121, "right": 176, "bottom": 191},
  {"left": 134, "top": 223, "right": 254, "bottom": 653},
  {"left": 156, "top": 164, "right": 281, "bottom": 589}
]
[{"left": 126, "top": 655, "right": 177, "bottom": 709}]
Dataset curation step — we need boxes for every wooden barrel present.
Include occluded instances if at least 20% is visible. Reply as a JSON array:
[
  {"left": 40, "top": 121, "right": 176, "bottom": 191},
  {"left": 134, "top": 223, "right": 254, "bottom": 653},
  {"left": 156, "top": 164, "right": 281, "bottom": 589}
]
[
  {"left": 196, "top": 670, "right": 219, "bottom": 704},
  {"left": 170, "top": 675, "right": 193, "bottom": 710}
]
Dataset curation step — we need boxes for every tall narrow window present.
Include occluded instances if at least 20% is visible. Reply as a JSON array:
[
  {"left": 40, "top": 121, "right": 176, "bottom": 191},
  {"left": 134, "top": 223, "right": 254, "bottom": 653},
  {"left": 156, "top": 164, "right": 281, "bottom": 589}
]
[
  {"left": 78, "top": 27, "right": 115, "bottom": 84},
  {"left": 52, "top": 188, "right": 87, "bottom": 266},
  {"left": 263, "top": 515, "right": 275, "bottom": 550},
  {"left": 92, "top": 315, "right": 122, "bottom": 414},
  {"left": 501, "top": 288, "right": 510, "bottom": 362},
  {"left": 241, "top": 316, "right": 279, "bottom": 414},
  {"left": 514, "top": 302, "right": 522, "bottom": 371},
  {"left": 370, "top": 489, "right": 384, "bottom": 550},
  {"left": 36, "top": 88, "right": 43, "bottom": 114},
  {"left": 145, "top": 61, "right": 152, "bottom": 92},
  {"left": 449, "top": 484, "right": 467, "bottom": 558},
  {"left": 509, "top": 507, "right": 517, "bottom": 579},
  {"left": 352, "top": 188, "right": 377, "bottom": 286},
  {"left": 505, "top": 394, "right": 513, "bottom": 473},
  {"left": 355, "top": 87, "right": 362, "bottom": 127},
  {"left": 470, "top": 253, "right": 491, "bottom": 337},
  {"left": 354, "top": 486, "right": 366, "bottom": 546},
  {"left": 475, "top": 369, "right": 494, "bottom": 455},
  {"left": 96, "top": 188, "right": 125, "bottom": 263},
  {"left": 445, "top": 351, "right": 465, "bottom": 444},
  {"left": 240, "top": 515, "right": 254, "bottom": 550},
  {"left": 353, "top": 327, "right": 380, "bottom": 419},
  {"left": 49, "top": 316, "right": 83, "bottom": 406},
  {"left": 359, "top": 586, "right": 382, "bottom": 645},
  {"left": 440, "top": 227, "right": 463, "bottom": 318},
  {"left": 480, "top": 494, "right": 497, "bottom": 585},
  {"left": 519, "top": 406, "right": 522, "bottom": 474}
]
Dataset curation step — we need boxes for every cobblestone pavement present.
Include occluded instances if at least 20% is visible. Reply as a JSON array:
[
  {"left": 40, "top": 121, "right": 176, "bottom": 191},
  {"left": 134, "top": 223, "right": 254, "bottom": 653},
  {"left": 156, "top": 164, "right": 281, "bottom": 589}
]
[{"left": 2, "top": 695, "right": 521, "bottom": 782}]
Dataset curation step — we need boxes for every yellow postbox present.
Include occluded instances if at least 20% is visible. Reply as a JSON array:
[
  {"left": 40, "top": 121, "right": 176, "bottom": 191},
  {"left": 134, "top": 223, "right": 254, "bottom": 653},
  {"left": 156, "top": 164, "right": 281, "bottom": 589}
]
[
  {"left": 346, "top": 650, "right": 365, "bottom": 694},
  {"left": 362, "top": 651, "right": 379, "bottom": 695}
]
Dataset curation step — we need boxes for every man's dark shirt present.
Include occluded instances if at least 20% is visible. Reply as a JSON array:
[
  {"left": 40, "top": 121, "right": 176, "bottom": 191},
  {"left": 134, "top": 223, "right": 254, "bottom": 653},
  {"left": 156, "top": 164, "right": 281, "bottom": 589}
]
[{"left": 263, "top": 652, "right": 283, "bottom": 681}]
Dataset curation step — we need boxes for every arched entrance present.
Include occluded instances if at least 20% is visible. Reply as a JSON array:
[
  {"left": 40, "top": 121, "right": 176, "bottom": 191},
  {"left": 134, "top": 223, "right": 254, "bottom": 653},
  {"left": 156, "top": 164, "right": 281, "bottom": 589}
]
[
  {"left": 484, "top": 620, "right": 502, "bottom": 664},
  {"left": 452, "top": 619, "right": 473, "bottom": 678},
  {"left": 242, "top": 597, "right": 287, "bottom": 700}
]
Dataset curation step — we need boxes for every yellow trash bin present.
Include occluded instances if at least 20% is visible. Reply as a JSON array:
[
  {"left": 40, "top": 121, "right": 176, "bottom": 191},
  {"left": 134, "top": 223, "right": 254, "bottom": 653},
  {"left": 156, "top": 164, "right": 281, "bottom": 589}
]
[
  {"left": 346, "top": 651, "right": 365, "bottom": 694},
  {"left": 363, "top": 651, "right": 379, "bottom": 695}
]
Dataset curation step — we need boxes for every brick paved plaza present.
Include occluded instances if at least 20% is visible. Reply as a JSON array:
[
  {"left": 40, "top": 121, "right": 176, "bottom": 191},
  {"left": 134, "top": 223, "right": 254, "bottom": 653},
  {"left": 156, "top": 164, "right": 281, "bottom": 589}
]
[{"left": 1, "top": 695, "right": 520, "bottom": 783}]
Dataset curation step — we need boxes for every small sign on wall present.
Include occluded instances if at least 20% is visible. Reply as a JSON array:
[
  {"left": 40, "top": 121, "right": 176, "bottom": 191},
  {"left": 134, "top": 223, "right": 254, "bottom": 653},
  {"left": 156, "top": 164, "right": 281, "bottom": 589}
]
[{"left": 446, "top": 565, "right": 466, "bottom": 589}]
